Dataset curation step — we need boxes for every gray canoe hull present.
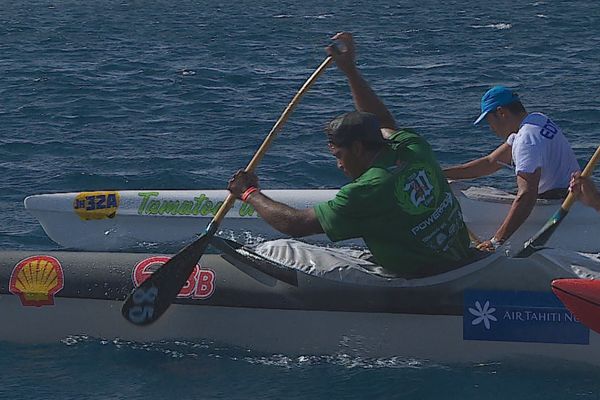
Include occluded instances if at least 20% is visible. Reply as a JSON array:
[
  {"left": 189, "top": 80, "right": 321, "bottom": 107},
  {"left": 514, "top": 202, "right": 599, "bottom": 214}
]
[{"left": 1, "top": 240, "right": 599, "bottom": 365}]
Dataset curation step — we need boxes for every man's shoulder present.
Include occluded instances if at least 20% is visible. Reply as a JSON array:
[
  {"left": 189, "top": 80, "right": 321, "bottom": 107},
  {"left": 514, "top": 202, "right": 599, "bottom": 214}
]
[
  {"left": 516, "top": 112, "right": 568, "bottom": 145},
  {"left": 520, "top": 112, "right": 549, "bottom": 129},
  {"left": 388, "top": 128, "right": 424, "bottom": 143},
  {"left": 335, "top": 167, "right": 391, "bottom": 205},
  {"left": 388, "top": 129, "right": 432, "bottom": 156},
  {"left": 515, "top": 113, "right": 551, "bottom": 143},
  {"left": 344, "top": 168, "right": 387, "bottom": 191}
]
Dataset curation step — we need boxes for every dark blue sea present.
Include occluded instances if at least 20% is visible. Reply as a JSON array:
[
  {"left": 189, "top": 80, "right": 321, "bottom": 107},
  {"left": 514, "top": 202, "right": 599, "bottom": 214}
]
[{"left": 1, "top": 0, "right": 600, "bottom": 398}]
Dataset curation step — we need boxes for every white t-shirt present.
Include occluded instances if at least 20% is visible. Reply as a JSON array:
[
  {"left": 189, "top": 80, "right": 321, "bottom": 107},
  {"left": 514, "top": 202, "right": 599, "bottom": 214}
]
[{"left": 506, "top": 112, "right": 580, "bottom": 194}]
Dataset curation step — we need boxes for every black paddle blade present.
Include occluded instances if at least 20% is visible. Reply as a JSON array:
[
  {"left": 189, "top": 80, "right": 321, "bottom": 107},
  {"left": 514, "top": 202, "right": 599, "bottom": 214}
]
[
  {"left": 121, "top": 230, "right": 214, "bottom": 325},
  {"left": 515, "top": 207, "right": 568, "bottom": 258}
]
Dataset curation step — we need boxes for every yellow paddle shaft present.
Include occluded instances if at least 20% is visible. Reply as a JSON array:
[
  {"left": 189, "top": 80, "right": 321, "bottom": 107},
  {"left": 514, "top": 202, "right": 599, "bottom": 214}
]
[{"left": 212, "top": 56, "right": 334, "bottom": 225}]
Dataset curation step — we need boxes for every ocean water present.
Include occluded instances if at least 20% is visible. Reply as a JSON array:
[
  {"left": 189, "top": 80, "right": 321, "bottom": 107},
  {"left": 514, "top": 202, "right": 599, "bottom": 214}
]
[{"left": 1, "top": 0, "right": 600, "bottom": 398}]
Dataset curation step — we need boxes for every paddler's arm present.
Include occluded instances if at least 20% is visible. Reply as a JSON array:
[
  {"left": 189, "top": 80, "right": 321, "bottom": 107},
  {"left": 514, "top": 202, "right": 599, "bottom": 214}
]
[
  {"left": 443, "top": 143, "right": 511, "bottom": 180},
  {"left": 227, "top": 170, "right": 324, "bottom": 237},
  {"left": 327, "top": 32, "right": 397, "bottom": 138},
  {"left": 477, "top": 169, "right": 540, "bottom": 251}
]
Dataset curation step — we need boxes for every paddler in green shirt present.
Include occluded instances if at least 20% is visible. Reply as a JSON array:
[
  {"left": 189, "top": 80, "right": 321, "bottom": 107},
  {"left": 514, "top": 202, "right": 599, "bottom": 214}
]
[{"left": 228, "top": 32, "right": 472, "bottom": 278}]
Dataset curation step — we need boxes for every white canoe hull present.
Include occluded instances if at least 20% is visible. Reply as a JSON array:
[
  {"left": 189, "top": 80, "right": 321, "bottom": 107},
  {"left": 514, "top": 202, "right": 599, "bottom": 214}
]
[
  {"left": 24, "top": 182, "right": 600, "bottom": 252},
  {"left": 3, "top": 296, "right": 599, "bottom": 365}
]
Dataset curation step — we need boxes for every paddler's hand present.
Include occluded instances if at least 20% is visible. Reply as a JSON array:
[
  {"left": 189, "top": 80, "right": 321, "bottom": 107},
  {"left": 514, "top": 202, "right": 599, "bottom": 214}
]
[
  {"left": 476, "top": 237, "right": 502, "bottom": 253},
  {"left": 326, "top": 32, "right": 356, "bottom": 74},
  {"left": 476, "top": 240, "right": 496, "bottom": 253},
  {"left": 228, "top": 170, "right": 260, "bottom": 200},
  {"left": 570, "top": 171, "right": 600, "bottom": 211}
]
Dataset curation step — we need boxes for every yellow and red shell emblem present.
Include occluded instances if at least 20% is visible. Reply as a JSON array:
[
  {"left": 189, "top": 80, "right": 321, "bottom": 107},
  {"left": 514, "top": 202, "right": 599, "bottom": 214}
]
[
  {"left": 9, "top": 255, "right": 64, "bottom": 307},
  {"left": 73, "top": 191, "right": 120, "bottom": 221}
]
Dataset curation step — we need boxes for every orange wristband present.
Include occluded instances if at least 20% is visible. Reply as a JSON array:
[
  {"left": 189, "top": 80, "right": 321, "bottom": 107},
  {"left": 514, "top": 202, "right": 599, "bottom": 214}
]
[{"left": 241, "top": 187, "right": 259, "bottom": 202}]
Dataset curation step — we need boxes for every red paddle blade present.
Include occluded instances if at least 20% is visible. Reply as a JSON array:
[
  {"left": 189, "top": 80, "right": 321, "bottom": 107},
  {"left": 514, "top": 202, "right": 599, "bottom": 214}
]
[{"left": 552, "top": 279, "right": 600, "bottom": 334}]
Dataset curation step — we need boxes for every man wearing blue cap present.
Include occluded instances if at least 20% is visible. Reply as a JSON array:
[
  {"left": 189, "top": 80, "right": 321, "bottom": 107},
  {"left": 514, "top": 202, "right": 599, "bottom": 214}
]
[{"left": 444, "top": 86, "right": 580, "bottom": 252}]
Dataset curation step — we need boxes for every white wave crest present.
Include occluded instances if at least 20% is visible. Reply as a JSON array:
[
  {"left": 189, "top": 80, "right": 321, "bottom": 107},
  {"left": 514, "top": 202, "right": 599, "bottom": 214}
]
[{"left": 471, "top": 23, "right": 512, "bottom": 30}]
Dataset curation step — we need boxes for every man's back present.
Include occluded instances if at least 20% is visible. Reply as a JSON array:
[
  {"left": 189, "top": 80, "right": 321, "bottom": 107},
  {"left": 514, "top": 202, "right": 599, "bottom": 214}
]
[
  {"left": 314, "top": 130, "right": 471, "bottom": 278},
  {"left": 508, "top": 112, "right": 580, "bottom": 194}
]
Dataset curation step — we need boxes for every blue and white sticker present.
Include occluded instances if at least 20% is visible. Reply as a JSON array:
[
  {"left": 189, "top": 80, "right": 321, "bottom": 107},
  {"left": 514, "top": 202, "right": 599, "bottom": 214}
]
[{"left": 463, "top": 290, "right": 589, "bottom": 345}]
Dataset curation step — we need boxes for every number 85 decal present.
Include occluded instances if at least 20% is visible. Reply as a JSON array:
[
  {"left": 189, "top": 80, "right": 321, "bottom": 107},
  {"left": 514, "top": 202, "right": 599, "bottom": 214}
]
[{"left": 128, "top": 285, "right": 159, "bottom": 324}]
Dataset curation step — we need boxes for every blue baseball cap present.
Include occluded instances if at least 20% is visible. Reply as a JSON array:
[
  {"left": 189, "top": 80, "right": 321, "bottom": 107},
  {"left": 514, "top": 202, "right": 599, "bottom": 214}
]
[{"left": 474, "top": 86, "right": 520, "bottom": 125}]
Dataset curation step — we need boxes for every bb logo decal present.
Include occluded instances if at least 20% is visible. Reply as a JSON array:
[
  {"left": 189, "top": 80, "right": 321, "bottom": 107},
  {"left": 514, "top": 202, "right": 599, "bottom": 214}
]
[
  {"left": 73, "top": 191, "right": 121, "bottom": 221},
  {"left": 132, "top": 256, "right": 215, "bottom": 299},
  {"left": 9, "top": 256, "right": 64, "bottom": 307}
]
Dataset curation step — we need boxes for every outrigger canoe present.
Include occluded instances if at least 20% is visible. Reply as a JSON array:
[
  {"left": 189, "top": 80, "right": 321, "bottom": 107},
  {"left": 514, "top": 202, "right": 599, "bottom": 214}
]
[
  {"left": 23, "top": 182, "right": 600, "bottom": 252},
  {"left": 2, "top": 237, "right": 600, "bottom": 365}
]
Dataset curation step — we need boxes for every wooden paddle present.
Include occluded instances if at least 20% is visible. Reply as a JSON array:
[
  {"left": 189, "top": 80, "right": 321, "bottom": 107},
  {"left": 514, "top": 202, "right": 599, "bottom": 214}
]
[
  {"left": 122, "top": 56, "right": 334, "bottom": 325},
  {"left": 515, "top": 145, "right": 600, "bottom": 258}
]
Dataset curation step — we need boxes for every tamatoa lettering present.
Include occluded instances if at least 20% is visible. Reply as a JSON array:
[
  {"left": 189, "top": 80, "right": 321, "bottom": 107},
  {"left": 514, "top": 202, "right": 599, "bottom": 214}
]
[{"left": 137, "top": 192, "right": 254, "bottom": 217}]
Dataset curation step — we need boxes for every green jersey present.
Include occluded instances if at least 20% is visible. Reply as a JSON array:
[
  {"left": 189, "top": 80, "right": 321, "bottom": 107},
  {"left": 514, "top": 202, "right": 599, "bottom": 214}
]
[{"left": 314, "top": 129, "right": 471, "bottom": 278}]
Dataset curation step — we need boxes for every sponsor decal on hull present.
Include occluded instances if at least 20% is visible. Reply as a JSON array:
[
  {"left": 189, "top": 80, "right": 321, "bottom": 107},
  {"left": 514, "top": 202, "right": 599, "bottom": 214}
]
[
  {"left": 9, "top": 256, "right": 65, "bottom": 307},
  {"left": 132, "top": 256, "right": 215, "bottom": 299},
  {"left": 73, "top": 191, "right": 120, "bottom": 220},
  {"left": 463, "top": 290, "right": 589, "bottom": 345},
  {"left": 137, "top": 192, "right": 255, "bottom": 217}
]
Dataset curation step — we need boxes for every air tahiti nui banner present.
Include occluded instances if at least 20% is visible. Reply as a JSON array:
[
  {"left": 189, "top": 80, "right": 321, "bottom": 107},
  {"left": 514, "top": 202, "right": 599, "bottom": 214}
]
[{"left": 463, "top": 290, "right": 589, "bottom": 345}]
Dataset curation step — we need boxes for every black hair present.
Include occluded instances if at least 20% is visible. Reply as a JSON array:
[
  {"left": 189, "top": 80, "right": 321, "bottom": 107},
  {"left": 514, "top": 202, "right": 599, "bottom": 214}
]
[
  {"left": 325, "top": 111, "right": 387, "bottom": 150},
  {"left": 492, "top": 100, "right": 527, "bottom": 116}
]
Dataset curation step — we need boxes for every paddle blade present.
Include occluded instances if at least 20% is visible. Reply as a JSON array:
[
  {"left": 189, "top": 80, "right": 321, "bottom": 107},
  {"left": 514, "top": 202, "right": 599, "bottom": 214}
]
[
  {"left": 515, "top": 207, "right": 568, "bottom": 258},
  {"left": 552, "top": 279, "right": 600, "bottom": 334},
  {"left": 121, "top": 231, "right": 213, "bottom": 326}
]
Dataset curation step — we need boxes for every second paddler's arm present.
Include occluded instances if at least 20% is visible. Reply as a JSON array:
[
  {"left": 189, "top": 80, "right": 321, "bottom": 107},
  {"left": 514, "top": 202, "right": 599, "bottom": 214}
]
[
  {"left": 444, "top": 143, "right": 511, "bottom": 180},
  {"left": 327, "top": 32, "right": 397, "bottom": 137},
  {"left": 488, "top": 169, "right": 540, "bottom": 247},
  {"left": 227, "top": 170, "right": 324, "bottom": 237}
]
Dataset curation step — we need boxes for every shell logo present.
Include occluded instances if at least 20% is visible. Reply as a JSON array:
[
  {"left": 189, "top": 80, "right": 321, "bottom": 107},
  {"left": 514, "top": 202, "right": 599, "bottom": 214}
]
[
  {"left": 73, "top": 191, "right": 120, "bottom": 221},
  {"left": 9, "top": 256, "right": 65, "bottom": 307}
]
